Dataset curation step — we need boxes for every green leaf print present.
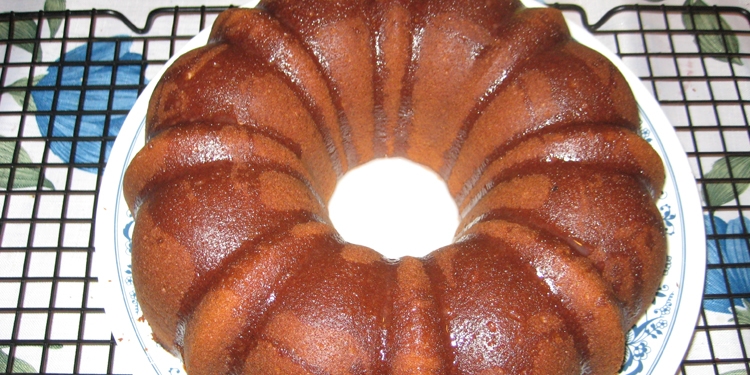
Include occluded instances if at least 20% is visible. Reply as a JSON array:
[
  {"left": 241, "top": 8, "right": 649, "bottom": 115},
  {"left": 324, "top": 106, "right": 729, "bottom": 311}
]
[
  {"left": 0, "top": 19, "right": 42, "bottom": 62},
  {"left": 0, "top": 141, "right": 55, "bottom": 190},
  {"left": 0, "top": 348, "right": 39, "bottom": 373},
  {"left": 7, "top": 75, "right": 45, "bottom": 111},
  {"left": 704, "top": 156, "right": 750, "bottom": 207},
  {"left": 683, "top": 0, "right": 743, "bottom": 65},
  {"left": 44, "top": 0, "right": 66, "bottom": 38}
]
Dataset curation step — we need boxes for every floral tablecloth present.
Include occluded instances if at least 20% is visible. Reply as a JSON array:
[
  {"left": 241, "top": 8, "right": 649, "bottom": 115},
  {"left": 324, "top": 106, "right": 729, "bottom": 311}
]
[{"left": 0, "top": 0, "right": 749, "bottom": 374}]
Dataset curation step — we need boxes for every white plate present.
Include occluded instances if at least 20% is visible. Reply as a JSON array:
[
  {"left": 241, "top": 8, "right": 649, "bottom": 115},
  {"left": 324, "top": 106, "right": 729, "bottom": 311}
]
[{"left": 94, "top": 1, "right": 706, "bottom": 374}]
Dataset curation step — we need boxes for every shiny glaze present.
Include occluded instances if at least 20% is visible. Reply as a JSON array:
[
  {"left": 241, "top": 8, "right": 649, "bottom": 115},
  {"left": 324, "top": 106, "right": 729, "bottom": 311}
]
[{"left": 123, "top": 0, "right": 667, "bottom": 373}]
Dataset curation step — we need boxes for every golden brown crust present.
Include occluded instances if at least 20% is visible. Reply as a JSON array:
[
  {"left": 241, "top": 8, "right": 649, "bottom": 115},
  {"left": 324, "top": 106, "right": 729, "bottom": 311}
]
[{"left": 123, "top": 0, "right": 667, "bottom": 373}]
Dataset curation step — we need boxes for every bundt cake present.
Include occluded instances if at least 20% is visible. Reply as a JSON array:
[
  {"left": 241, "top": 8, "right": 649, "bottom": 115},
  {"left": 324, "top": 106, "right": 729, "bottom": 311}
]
[{"left": 122, "top": 0, "right": 667, "bottom": 373}]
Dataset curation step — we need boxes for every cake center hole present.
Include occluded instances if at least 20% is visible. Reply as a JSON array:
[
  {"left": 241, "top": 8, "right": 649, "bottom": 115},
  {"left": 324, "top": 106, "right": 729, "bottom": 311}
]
[{"left": 328, "top": 157, "right": 459, "bottom": 259}]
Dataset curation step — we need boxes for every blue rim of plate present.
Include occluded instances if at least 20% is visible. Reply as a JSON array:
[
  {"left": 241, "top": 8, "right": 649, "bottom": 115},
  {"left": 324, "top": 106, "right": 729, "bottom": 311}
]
[{"left": 94, "top": 1, "right": 706, "bottom": 374}]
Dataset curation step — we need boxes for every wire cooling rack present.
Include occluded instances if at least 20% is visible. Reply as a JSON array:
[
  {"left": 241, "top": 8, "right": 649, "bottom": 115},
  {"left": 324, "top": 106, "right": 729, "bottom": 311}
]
[{"left": 0, "top": 3, "right": 748, "bottom": 375}]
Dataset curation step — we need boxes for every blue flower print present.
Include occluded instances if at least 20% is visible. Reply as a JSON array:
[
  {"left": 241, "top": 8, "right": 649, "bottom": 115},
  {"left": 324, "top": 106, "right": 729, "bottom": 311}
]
[
  {"left": 703, "top": 215, "right": 750, "bottom": 314},
  {"left": 631, "top": 342, "right": 651, "bottom": 360},
  {"left": 31, "top": 39, "right": 143, "bottom": 173}
]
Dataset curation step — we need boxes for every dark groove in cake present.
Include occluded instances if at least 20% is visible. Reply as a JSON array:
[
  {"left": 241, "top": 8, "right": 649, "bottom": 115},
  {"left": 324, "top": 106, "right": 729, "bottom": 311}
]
[
  {"left": 438, "top": 71, "right": 513, "bottom": 180},
  {"left": 377, "top": 261, "right": 398, "bottom": 374},
  {"left": 421, "top": 256, "right": 459, "bottom": 374},
  {"left": 172, "top": 161, "right": 329, "bottom": 348},
  {"left": 371, "top": 1, "right": 389, "bottom": 159},
  {"left": 226, "top": 233, "right": 344, "bottom": 375},
  {"left": 393, "top": 4, "right": 425, "bottom": 157},
  {"left": 173, "top": 210, "right": 323, "bottom": 337},
  {"left": 470, "top": 209, "right": 592, "bottom": 258},
  {"left": 555, "top": 42, "right": 641, "bottom": 132},
  {"left": 315, "top": 54, "right": 361, "bottom": 170},
  {"left": 159, "top": 13, "right": 346, "bottom": 178},
  {"left": 456, "top": 164, "right": 592, "bottom": 254},
  {"left": 270, "top": 65, "right": 346, "bottom": 176},
  {"left": 131, "top": 131, "right": 326, "bottom": 216},
  {"left": 268, "top": 12, "right": 360, "bottom": 169},
  {"left": 455, "top": 121, "right": 662, "bottom": 223},
  {"left": 438, "top": 12, "right": 571, "bottom": 180},
  {"left": 167, "top": 120, "right": 305, "bottom": 160},
  {"left": 455, "top": 116, "right": 640, "bottom": 210},
  {"left": 454, "top": 62, "right": 545, "bottom": 207},
  {"left": 478, "top": 230, "right": 593, "bottom": 372},
  {"left": 452, "top": 39, "right": 642, "bottom": 206},
  {"left": 457, "top": 141, "right": 653, "bottom": 221},
  {"left": 255, "top": 336, "right": 328, "bottom": 375},
  {"left": 247, "top": 122, "right": 304, "bottom": 159},
  {"left": 173, "top": 211, "right": 320, "bottom": 349},
  {"left": 459, "top": 168, "right": 646, "bottom": 310},
  {"left": 249, "top": 10, "right": 348, "bottom": 176}
]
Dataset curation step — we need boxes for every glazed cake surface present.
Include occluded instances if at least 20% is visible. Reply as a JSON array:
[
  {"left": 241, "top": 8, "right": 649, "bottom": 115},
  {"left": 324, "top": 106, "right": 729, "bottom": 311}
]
[{"left": 122, "top": 0, "right": 668, "bottom": 374}]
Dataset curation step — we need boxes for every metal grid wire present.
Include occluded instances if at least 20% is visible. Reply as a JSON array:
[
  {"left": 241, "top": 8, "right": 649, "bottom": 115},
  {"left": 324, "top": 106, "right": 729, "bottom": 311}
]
[
  {"left": 550, "top": 4, "right": 750, "bottom": 375},
  {"left": 0, "top": 3, "right": 747, "bottom": 374},
  {"left": 0, "top": 6, "right": 231, "bottom": 374}
]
